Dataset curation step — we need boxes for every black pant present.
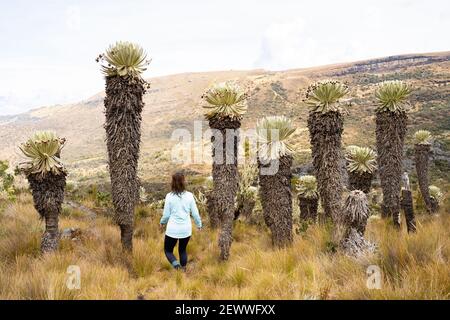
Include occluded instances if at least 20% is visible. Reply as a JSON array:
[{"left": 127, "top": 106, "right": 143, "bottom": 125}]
[{"left": 164, "top": 235, "right": 191, "bottom": 268}]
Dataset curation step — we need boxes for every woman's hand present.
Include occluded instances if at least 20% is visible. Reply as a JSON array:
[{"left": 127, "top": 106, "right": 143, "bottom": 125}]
[{"left": 159, "top": 224, "right": 165, "bottom": 232}]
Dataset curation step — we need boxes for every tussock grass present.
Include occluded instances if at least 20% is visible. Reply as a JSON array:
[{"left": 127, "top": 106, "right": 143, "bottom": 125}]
[{"left": 0, "top": 191, "right": 449, "bottom": 300}]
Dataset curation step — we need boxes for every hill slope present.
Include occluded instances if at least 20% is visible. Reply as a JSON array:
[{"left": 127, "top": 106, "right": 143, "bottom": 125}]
[{"left": 1, "top": 52, "right": 449, "bottom": 186}]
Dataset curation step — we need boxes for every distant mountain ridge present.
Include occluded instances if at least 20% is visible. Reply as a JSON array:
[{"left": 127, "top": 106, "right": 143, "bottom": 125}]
[
  {"left": 333, "top": 53, "right": 450, "bottom": 76},
  {"left": 1, "top": 51, "right": 449, "bottom": 184}
]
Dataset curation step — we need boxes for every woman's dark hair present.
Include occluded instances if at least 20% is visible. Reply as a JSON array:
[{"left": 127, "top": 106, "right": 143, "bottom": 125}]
[{"left": 171, "top": 171, "right": 186, "bottom": 196}]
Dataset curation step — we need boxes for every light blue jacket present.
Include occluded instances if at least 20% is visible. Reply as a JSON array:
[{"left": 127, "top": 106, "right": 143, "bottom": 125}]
[{"left": 160, "top": 191, "right": 202, "bottom": 239}]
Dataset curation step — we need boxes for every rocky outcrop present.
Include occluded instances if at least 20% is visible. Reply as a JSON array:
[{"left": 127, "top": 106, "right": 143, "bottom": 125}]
[{"left": 333, "top": 54, "right": 450, "bottom": 76}]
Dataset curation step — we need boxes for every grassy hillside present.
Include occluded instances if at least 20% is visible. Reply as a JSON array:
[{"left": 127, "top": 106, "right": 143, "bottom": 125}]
[{"left": 0, "top": 52, "right": 449, "bottom": 195}]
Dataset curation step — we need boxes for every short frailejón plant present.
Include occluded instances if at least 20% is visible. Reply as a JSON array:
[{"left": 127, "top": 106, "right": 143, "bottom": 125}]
[
  {"left": 202, "top": 82, "right": 248, "bottom": 260},
  {"left": 296, "top": 175, "right": 319, "bottom": 199},
  {"left": 342, "top": 190, "right": 370, "bottom": 235},
  {"left": 375, "top": 80, "right": 411, "bottom": 228},
  {"left": 19, "top": 131, "right": 67, "bottom": 253},
  {"left": 98, "top": 41, "right": 150, "bottom": 252},
  {"left": 295, "top": 175, "right": 319, "bottom": 222},
  {"left": 414, "top": 130, "right": 433, "bottom": 145},
  {"left": 345, "top": 146, "right": 377, "bottom": 193},
  {"left": 429, "top": 185, "right": 443, "bottom": 211},
  {"left": 340, "top": 190, "right": 374, "bottom": 257},
  {"left": 19, "top": 131, "right": 66, "bottom": 175},
  {"left": 257, "top": 116, "right": 296, "bottom": 248}
]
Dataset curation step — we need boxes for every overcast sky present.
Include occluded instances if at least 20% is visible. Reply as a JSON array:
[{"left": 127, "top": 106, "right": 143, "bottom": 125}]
[{"left": 0, "top": 0, "right": 449, "bottom": 115}]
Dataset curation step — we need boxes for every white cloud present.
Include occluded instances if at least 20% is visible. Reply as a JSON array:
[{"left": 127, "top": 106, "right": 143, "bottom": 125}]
[
  {"left": 0, "top": 65, "right": 102, "bottom": 115},
  {"left": 0, "top": 0, "right": 449, "bottom": 116},
  {"left": 255, "top": 0, "right": 450, "bottom": 70}
]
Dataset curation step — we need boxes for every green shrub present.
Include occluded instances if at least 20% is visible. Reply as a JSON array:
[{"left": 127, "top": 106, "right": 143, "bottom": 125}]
[
  {"left": 0, "top": 160, "right": 16, "bottom": 201},
  {"left": 95, "top": 191, "right": 111, "bottom": 207}
]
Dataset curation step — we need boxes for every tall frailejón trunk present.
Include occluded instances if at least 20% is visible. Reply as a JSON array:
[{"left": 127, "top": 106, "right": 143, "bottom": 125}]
[
  {"left": 206, "top": 190, "right": 220, "bottom": 228},
  {"left": 375, "top": 111, "right": 407, "bottom": 228},
  {"left": 307, "top": 111, "right": 344, "bottom": 224},
  {"left": 234, "top": 195, "right": 256, "bottom": 220},
  {"left": 209, "top": 117, "right": 240, "bottom": 260},
  {"left": 401, "top": 189, "right": 416, "bottom": 233},
  {"left": 348, "top": 171, "right": 374, "bottom": 194},
  {"left": 298, "top": 196, "right": 318, "bottom": 222},
  {"left": 258, "top": 155, "right": 293, "bottom": 247},
  {"left": 414, "top": 144, "right": 434, "bottom": 213},
  {"left": 104, "top": 75, "right": 144, "bottom": 252},
  {"left": 27, "top": 172, "right": 67, "bottom": 253}
]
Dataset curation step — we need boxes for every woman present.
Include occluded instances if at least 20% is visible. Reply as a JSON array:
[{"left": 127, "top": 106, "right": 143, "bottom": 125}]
[{"left": 160, "top": 172, "right": 202, "bottom": 270}]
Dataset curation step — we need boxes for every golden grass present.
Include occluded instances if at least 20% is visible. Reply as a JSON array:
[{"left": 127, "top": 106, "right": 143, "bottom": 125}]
[{"left": 0, "top": 192, "right": 449, "bottom": 300}]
